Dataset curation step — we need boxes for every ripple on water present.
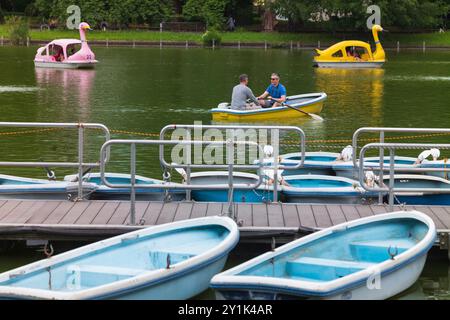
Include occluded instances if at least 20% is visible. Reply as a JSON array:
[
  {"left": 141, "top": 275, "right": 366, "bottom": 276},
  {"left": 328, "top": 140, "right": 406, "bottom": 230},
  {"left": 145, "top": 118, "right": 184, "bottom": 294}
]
[
  {"left": 386, "top": 76, "right": 450, "bottom": 82},
  {"left": 0, "top": 86, "right": 39, "bottom": 93}
]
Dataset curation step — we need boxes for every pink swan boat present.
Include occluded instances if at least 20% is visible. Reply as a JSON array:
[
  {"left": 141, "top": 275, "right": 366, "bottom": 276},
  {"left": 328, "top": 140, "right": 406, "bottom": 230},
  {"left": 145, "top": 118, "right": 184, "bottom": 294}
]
[{"left": 34, "top": 22, "right": 98, "bottom": 69}]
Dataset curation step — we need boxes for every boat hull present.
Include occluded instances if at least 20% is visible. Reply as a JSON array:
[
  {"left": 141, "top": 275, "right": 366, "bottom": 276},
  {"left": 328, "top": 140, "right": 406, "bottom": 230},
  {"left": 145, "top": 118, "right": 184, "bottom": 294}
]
[
  {"left": 214, "top": 253, "right": 427, "bottom": 300},
  {"left": 0, "top": 217, "right": 239, "bottom": 300},
  {"left": 210, "top": 211, "right": 435, "bottom": 300},
  {"left": 191, "top": 189, "right": 275, "bottom": 203},
  {"left": 315, "top": 61, "right": 384, "bottom": 69},
  {"left": 212, "top": 102, "right": 323, "bottom": 122},
  {"left": 34, "top": 61, "right": 97, "bottom": 69}
]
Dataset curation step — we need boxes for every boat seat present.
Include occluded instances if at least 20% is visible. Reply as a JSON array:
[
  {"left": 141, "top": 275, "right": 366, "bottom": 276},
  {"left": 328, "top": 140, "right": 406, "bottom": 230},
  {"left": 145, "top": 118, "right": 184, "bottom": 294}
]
[
  {"left": 349, "top": 239, "right": 414, "bottom": 263},
  {"left": 148, "top": 251, "right": 194, "bottom": 269},
  {"left": 286, "top": 257, "right": 375, "bottom": 281},
  {"left": 65, "top": 264, "right": 147, "bottom": 288}
]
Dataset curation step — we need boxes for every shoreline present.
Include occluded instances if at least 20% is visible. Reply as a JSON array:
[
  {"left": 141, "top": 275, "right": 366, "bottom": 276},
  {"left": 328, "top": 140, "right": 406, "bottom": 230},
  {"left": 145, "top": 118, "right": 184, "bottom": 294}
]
[{"left": 2, "top": 38, "right": 450, "bottom": 50}]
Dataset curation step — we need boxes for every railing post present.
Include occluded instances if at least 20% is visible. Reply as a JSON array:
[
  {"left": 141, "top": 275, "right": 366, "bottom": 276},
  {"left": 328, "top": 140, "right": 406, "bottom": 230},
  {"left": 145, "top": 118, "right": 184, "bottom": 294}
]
[
  {"left": 272, "top": 129, "right": 279, "bottom": 203},
  {"left": 378, "top": 131, "right": 385, "bottom": 204},
  {"left": 130, "top": 143, "right": 136, "bottom": 225},
  {"left": 397, "top": 41, "right": 400, "bottom": 53},
  {"left": 186, "top": 129, "right": 192, "bottom": 201},
  {"left": 388, "top": 148, "right": 395, "bottom": 211},
  {"left": 77, "top": 124, "right": 84, "bottom": 200},
  {"left": 227, "top": 138, "right": 235, "bottom": 219}
]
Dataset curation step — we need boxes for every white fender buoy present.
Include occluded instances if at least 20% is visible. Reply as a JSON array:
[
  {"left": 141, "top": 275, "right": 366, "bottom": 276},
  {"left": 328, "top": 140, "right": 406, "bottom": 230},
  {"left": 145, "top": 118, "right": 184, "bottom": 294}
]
[
  {"left": 340, "top": 145, "right": 353, "bottom": 162},
  {"left": 430, "top": 148, "right": 440, "bottom": 161},
  {"left": 171, "top": 163, "right": 187, "bottom": 180},
  {"left": 263, "top": 145, "right": 274, "bottom": 158},
  {"left": 365, "top": 171, "right": 376, "bottom": 188},
  {"left": 416, "top": 150, "right": 432, "bottom": 164}
]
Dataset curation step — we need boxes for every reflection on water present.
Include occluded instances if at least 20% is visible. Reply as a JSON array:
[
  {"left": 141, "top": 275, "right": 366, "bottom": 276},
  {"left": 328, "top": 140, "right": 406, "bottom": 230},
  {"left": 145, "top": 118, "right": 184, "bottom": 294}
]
[
  {"left": 314, "top": 68, "right": 385, "bottom": 123},
  {"left": 0, "top": 86, "right": 39, "bottom": 93},
  {"left": 395, "top": 254, "right": 450, "bottom": 300},
  {"left": 35, "top": 68, "right": 96, "bottom": 121}
]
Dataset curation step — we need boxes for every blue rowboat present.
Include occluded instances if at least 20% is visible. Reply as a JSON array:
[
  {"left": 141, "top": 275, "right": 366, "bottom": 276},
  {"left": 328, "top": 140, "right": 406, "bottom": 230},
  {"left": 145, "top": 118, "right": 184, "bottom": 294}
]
[
  {"left": 281, "top": 175, "right": 380, "bottom": 204},
  {"left": 417, "top": 160, "right": 450, "bottom": 179},
  {"left": 64, "top": 172, "right": 186, "bottom": 201},
  {"left": 210, "top": 211, "right": 435, "bottom": 300},
  {"left": 0, "top": 216, "right": 239, "bottom": 300},
  {"left": 332, "top": 156, "right": 418, "bottom": 179},
  {"left": 382, "top": 174, "right": 450, "bottom": 205},
  {"left": 189, "top": 171, "right": 277, "bottom": 203},
  {"left": 0, "top": 173, "right": 97, "bottom": 200},
  {"left": 257, "top": 152, "right": 340, "bottom": 176}
]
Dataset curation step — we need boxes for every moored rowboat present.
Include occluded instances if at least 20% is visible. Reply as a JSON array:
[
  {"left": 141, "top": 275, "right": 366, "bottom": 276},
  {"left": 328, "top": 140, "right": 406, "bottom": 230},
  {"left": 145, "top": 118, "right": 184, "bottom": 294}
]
[
  {"left": 210, "top": 93, "right": 327, "bottom": 122},
  {"left": 0, "top": 216, "right": 239, "bottom": 300},
  {"left": 210, "top": 211, "right": 435, "bottom": 300}
]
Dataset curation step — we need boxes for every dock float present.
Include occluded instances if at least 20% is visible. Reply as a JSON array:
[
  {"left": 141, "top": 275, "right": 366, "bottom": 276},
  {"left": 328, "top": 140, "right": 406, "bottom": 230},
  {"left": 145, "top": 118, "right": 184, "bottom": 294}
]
[{"left": 0, "top": 199, "right": 448, "bottom": 254}]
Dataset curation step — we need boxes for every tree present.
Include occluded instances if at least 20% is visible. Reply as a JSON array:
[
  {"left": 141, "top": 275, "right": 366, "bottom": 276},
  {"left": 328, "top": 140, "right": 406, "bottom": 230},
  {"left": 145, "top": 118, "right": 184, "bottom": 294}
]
[
  {"left": 183, "top": 0, "right": 227, "bottom": 29},
  {"left": 272, "top": 0, "right": 449, "bottom": 31}
]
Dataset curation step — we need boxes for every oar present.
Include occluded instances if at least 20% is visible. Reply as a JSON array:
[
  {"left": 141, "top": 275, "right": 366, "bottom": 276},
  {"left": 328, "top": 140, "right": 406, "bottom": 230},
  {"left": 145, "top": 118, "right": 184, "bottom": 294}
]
[{"left": 271, "top": 98, "right": 324, "bottom": 121}]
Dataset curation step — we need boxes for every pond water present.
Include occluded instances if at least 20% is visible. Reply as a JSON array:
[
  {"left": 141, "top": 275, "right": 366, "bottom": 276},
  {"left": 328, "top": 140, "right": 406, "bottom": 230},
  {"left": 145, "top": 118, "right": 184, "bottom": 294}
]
[{"left": 0, "top": 46, "right": 449, "bottom": 299}]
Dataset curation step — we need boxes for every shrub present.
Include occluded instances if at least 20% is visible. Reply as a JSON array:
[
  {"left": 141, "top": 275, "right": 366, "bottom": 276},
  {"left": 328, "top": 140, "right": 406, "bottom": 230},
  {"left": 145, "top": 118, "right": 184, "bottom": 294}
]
[
  {"left": 202, "top": 29, "right": 222, "bottom": 47},
  {"left": 5, "top": 16, "right": 30, "bottom": 46}
]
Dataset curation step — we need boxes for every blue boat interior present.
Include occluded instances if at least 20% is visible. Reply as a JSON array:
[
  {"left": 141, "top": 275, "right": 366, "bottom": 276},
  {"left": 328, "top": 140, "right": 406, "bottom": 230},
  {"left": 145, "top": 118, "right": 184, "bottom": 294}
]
[
  {"left": 285, "top": 156, "right": 338, "bottom": 162},
  {"left": 366, "top": 159, "right": 416, "bottom": 165},
  {"left": 0, "top": 177, "right": 45, "bottom": 186},
  {"left": 237, "top": 218, "right": 428, "bottom": 282},
  {"left": 286, "top": 178, "right": 353, "bottom": 189},
  {"left": 0, "top": 225, "right": 229, "bottom": 292}
]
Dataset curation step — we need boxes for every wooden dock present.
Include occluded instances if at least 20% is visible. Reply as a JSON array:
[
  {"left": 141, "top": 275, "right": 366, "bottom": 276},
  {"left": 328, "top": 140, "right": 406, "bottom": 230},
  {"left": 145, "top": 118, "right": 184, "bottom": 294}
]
[{"left": 0, "top": 199, "right": 449, "bottom": 251}]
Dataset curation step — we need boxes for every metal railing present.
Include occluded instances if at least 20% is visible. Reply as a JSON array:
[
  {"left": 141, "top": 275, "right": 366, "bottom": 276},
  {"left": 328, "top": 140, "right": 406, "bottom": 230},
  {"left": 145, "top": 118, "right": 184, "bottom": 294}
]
[
  {"left": 353, "top": 127, "right": 450, "bottom": 204},
  {"left": 0, "top": 122, "right": 110, "bottom": 200},
  {"left": 358, "top": 141, "right": 450, "bottom": 211},
  {"left": 159, "top": 124, "right": 307, "bottom": 202},
  {"left": 99, "top": 139, "right": 266, "bottom": 225}
]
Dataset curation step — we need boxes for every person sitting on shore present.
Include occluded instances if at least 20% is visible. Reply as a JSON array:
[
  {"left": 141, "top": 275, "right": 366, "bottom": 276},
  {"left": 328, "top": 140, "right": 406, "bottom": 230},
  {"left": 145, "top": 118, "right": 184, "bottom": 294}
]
[
  {"left": 257, "top": 73, "right": 286, "bottom": 108},
  {"left": 230, "top": 74, "right": 261, "bottom": 110}
]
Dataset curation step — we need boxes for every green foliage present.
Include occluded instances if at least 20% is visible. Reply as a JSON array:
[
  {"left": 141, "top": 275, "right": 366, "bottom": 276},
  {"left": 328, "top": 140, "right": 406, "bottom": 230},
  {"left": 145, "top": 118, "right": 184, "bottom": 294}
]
[
  {"left": 201, "top": 28, "right": 222, "bottom": 46},
  {"left": 5, "top": 15, "right": 29, "bottom": 45},
  {"left": 272, "top": 0, "right": 449, "bottom": 30},
  {"left": 183, "top": 0, "right": 227, "bottom": 29},
  {"left": 33, "top": 0, "right": 174, "bottom": 28}
]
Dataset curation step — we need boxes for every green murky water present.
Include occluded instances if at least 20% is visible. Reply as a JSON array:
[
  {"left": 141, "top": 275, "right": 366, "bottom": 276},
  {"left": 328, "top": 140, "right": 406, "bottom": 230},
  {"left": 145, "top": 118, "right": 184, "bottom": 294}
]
[{"left": 0, "top": 46, "right": 449, "bottom": 299}]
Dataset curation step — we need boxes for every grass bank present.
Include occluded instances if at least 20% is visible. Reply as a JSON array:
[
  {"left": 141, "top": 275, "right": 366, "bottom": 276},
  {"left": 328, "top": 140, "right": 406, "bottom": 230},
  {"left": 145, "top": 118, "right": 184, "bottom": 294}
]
[{"left": 0, "top": 25, "right": 449, "bottom": 47}]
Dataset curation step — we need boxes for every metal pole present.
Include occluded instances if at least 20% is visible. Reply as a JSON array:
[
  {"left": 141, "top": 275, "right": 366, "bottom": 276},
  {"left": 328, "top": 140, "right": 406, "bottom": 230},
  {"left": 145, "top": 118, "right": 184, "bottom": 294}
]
[
  {"left": 272, "top": 129, "right": 279, "bottom": 202},
  {"left": 133, "top": 40, "right": 135, "bottom": 48},
  {"left": 290, "top": 41, "right": 293, "bottom": 51},
  {"left": 186, "top": 129, "right": 192, "bottom": 200},
  {"left": 186, "top": 40, "right": 188, "bottom": 49},
  {"left": 423, "top": 41, "right": 426, "bottom": 53},
  {"left": 397, "top": 41, "right": 400, "bottom": 53},
  {"left": 238, "top": 40, "right": 240, "bottom": 50},
  {"left": 77, "top": 125, "right": 84, "bottom": 200},
  {"left": 130, "top": 143, "right": 136, "bottom": 225},
  {"left": 106, "top": 38, "right": 109, "bottom": 48},
  {"left": 388, "top": 148, "right": 395, "bottom": 211},
  {"left": 265, "top": 40, "right": 267, "bottom": 51},
  {"left": 1, "top": 36, "right": 3, "bottom": 46},
  {"left": 378, "top": 131, "right": 384, "bottom": 204},
  {"left": 227, "top": 139, "right": 234, "bottom": 219},
  {"left": 212, "top": 39, "right": 215, "bottom": 50},
  {"left": 318, "top": 40, "right": 320, "bottom": 49}
]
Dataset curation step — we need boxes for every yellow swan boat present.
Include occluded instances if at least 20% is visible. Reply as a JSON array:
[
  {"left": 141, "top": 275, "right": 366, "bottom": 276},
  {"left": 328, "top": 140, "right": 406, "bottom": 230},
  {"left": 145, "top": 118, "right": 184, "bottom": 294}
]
[
  {"left": 211, "top": 93, "right": 327, "bottom": 122},
  {"left": 314, "top": 25, "right": 386, "bottom": 68}
]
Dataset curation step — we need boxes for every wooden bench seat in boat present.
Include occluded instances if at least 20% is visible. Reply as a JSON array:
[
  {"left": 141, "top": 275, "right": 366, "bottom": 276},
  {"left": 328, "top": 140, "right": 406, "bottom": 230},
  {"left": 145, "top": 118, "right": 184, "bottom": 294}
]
[
  {"left": 286, "top": 257, "right": 376, "bottom": 281},
  {"left": 349, "top": 239, "right": 414, "bottom": 262}
]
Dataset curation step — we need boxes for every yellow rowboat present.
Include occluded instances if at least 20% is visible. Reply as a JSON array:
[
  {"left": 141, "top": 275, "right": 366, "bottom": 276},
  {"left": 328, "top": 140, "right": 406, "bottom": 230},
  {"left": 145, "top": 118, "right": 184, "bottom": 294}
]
[
  {"left": 211, "top": 93, "right": 327, "bottom": 122},
  {"left": 314, "top": 25, "right": 386, "bottom": 69}
]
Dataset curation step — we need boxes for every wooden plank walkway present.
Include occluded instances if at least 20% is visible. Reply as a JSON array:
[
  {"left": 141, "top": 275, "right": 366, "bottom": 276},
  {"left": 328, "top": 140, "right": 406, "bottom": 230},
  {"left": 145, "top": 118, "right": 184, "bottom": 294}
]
[{"left": 0, "top": 199, "right": 449, "bottom": 246}]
